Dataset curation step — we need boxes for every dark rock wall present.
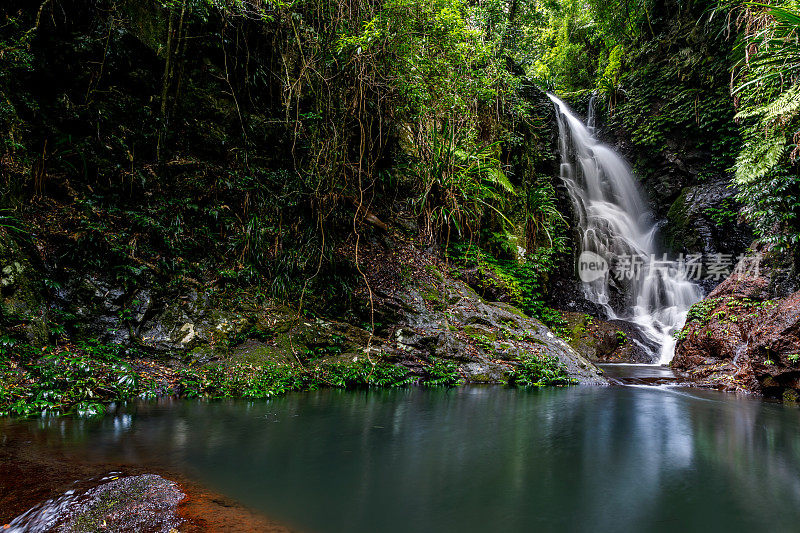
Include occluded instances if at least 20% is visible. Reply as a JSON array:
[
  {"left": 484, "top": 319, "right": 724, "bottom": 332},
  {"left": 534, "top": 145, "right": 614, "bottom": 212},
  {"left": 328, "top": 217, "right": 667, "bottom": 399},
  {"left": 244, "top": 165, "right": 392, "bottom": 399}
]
[{"left": 0, "top": 231, "right": 48, "bottom": 346}]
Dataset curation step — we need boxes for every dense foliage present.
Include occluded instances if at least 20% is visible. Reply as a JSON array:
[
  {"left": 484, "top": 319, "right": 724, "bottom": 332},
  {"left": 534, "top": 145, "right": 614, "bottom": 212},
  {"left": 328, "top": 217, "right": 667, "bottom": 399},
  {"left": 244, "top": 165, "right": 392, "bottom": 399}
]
[
  {"left": 0, "top": 340, "right": 143, "bottom": 417},
  {"left": 4, "top": 0, "right": 794, "bottom": 324},
  {"left": 0, "top": 338, "right": 573, "bottom": 416},
  {"left": 3, "top": 0, "right": 800, "bottom": 416},
  {"left": 0, "top": 0, "right": 565, "bottom": 317},
  {"left": 507, "top": 354, "right": 577, "bottom": 387},
  {"left": 728, "top": 1, "right": 800, "bottom": 249}
]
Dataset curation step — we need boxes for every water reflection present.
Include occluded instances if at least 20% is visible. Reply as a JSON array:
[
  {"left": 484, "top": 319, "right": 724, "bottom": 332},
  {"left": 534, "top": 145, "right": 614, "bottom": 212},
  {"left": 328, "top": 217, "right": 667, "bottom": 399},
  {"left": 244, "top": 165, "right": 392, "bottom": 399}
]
[{"left": 4, "top": 387, "right": 800, "bottom": 532}]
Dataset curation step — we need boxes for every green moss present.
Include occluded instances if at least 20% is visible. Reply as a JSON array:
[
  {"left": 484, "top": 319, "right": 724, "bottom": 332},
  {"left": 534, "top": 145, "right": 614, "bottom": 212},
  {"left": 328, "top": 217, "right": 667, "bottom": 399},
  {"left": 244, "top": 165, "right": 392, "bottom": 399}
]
[
  {"left": 0, "top": 234, "right": 48, "bottom": 346},
  {"left": 420, "top": 281, "right": 446, "bottom": 311},
  {"left": 446, "top": 239, "right": 568, "bottom": 330},
  {"left": 665, "top": 187, "right": 694, "bottom": 251},
  {"left": 69, "top": 477, "right": 151, "bottom": 532},
  {"left": 423, "top": 263, "right": 445, "bottom": 282},
  {"left": 463, "top": 325, "right": 498, "bottom": 342}
]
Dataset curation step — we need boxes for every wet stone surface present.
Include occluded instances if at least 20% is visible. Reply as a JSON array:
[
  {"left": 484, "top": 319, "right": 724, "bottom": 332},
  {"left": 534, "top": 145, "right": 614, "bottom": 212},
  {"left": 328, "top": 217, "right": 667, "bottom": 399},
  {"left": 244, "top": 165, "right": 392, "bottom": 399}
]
[{"left": 6, "top": 474, "right": 184, "bottom": 533}]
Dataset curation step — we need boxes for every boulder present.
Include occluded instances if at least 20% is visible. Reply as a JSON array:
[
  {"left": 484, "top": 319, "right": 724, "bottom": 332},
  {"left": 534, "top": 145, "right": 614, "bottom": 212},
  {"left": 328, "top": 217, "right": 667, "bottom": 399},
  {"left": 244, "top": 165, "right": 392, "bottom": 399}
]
[
  {"left": 673, "top": 246, "right": 800, "bottom": 399},
  {"left": 561, "top": 311, "right": 659, "bottom": 363},
  {"left": 6, "top": 474, "right": 185, "bottom": 532},
  {"left": 361, "top": 242, "right": 607, "bottom": 385},
  {"left": 665, "top": 178, "right": 752, "bottom": 259}
]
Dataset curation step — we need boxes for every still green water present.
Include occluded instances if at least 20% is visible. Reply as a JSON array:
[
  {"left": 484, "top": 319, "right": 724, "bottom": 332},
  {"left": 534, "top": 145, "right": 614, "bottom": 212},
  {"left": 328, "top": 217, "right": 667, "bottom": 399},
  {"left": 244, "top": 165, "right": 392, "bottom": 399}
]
[{"left": 5, "top": 385, "right": 800, "bottom": 532}]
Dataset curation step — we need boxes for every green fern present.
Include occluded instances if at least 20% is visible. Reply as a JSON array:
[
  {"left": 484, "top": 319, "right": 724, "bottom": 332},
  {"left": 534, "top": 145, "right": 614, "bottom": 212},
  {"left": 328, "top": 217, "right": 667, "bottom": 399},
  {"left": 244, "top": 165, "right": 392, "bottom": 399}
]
[
  {"left": 764, "top": 84, "right": 800, "bottom": 122},
  {"left": 735, "top": 128, "right": 787, "bottom": 185},
  {"left": 732, "top": 2, "right": 800, "bottom": 248}
]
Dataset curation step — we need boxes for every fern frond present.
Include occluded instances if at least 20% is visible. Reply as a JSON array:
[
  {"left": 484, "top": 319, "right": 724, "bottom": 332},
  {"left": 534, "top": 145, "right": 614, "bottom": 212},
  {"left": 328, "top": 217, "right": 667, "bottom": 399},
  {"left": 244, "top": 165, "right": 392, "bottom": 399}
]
[
  {"left": 484, "top": 168, "right": 515, "bottom": 194},
  {"left": 735, "top": 128, "right": 787, "bottom": 185},
  {"left": 764, "top": 83, "right": 800, "bottom": 121}
]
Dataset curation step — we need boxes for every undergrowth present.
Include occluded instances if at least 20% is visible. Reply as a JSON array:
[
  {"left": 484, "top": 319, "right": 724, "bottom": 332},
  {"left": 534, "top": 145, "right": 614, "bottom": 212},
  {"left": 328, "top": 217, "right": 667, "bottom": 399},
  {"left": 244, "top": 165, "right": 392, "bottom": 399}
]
[
  {"left": 0, "top": 339, "right": 145, "bottom": 417},
  {"left": 507, "top": 355, "right": 577, "bottom": 387},
  {"left": 1, "top": 338, "right": 577, "bottom": 417},
  {"left": 447, "top": 240, "right": 568, "bottom": 331}
]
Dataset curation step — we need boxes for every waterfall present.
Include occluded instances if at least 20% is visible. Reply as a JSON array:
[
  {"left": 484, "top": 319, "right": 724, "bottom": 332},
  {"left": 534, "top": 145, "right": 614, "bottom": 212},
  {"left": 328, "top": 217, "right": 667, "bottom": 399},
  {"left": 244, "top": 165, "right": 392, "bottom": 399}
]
[{"left": 548, "top": 94, "right": 703, "bottom": 364}]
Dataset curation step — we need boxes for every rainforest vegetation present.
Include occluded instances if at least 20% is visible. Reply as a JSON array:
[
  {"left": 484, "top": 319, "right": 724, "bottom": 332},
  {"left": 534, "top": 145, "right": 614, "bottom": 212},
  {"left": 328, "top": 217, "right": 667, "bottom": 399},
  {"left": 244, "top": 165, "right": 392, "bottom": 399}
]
[{"left": 0, "top": 0, "right": 799, "bottom": 415}]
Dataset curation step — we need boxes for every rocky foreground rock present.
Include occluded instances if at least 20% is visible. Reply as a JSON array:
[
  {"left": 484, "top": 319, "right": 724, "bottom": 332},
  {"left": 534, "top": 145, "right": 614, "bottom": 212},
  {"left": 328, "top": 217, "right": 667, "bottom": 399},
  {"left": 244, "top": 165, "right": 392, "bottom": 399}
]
[
  {"left": 6, "top": 474, "right": 184, "bottom": 532},
  {"left": 560, "top": 311, "right": 659, "bottom": 363}
]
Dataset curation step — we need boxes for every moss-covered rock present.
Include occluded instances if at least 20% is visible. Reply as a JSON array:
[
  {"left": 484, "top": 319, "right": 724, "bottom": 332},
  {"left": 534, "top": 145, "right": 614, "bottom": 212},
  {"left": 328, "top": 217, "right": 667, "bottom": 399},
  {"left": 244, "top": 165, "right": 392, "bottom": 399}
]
[
  {"left": 357, "top": 238, "right": 607, "bottom": 385},
  {"left": 673, "top": 246, "right": 800, "bottom": 400},
  {"left": 560, "top": 311, "right": 657, "bottom": 363},
  {"left": 0, "top": 230, "right": 47, "bottom": 346},
  {"left": 665, "top": 178, "right": 752, "bottom": 259},
  {"left": 6, "top": 474, "right": 185, "bottom": 532}
]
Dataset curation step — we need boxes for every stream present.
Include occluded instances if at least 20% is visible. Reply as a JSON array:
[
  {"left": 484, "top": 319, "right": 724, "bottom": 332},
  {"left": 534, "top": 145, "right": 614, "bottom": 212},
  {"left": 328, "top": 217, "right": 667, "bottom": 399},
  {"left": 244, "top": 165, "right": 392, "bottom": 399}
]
[{"left": 4, "top": 378, "right": 800, "bottom": 532}]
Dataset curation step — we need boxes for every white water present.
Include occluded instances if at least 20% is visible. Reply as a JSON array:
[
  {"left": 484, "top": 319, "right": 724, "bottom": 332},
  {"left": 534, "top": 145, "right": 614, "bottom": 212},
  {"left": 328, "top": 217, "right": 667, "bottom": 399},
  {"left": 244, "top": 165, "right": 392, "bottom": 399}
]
[{"left": 548, "top": 94, "right": 702, "bottom": 364}]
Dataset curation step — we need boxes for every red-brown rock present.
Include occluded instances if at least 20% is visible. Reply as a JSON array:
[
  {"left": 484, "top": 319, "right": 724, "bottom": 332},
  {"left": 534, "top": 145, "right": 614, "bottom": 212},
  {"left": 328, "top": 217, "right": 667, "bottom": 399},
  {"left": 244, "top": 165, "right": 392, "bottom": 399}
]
[{"left": 673, "top": 255, "right": 800, "bottom": 400}]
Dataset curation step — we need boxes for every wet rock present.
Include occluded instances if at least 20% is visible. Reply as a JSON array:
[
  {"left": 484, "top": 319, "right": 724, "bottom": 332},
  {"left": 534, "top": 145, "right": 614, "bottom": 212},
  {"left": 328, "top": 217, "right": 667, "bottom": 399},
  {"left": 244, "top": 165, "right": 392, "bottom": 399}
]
[
  {"left": 560, "top": 311, "right": 659, "bottom": 363},
  {"left": 361, "top": 243, "right": 607, "bottom": 385},
  {"left": 462, "top": 362, "right": 508, "bottom": 383},
  {"left": 600, "top": 363, "right": 679, "bottom": 386},
  {"left": 136, "top": 290, "right": 252, "bottom": 353},
  {"left": 673, "top": 246, "right": 800, "bottom": 398},
  {"left": 130, "top": 289, "right": 153, "bottom": 326},
  {"left": 745, "top": 292, "right": 800, "bottom": 396},
  {"left": 60, "top": 275, "right": 130, "bottom": 344},
  {"left": 456, "top": 266, "right": 515, "bottom": 303},
  {"left": 665, "top": 177, "right": 752, "bottom": 258},
  {"left": 7, "top": 474, "right": 184, "bottom": 533}
]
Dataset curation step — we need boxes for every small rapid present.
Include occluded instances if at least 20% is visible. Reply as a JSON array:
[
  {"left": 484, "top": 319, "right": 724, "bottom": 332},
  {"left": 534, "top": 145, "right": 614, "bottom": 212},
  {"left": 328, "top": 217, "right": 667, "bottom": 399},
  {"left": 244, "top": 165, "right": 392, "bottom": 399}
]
[{"left": 548, "top": 94, "right": 702, "bottom": 364}]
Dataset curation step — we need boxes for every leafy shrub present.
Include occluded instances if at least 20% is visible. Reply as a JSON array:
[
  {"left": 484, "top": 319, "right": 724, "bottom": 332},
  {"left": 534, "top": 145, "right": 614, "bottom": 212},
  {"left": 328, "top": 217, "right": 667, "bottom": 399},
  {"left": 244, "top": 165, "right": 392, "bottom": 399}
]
[
  {"left": 0, "top": 344, "right": 140, "bottom": 417},
  {"left": 507, "top": 355, "right": 577, "bottom": 387},
  {"left": 422, "top": 358, "right": 464, "bottom": 387},
  {"left": 729, "top": 3, "right": 800, "bottom": 250},
  {"left": 177, "top": 359, "right": 414, "bottom": 400},
  {"left": 681, "top": 297, "right": 723, "bottom": 329},
  {"left": 448, "top": 240, "right": 567, "bottom": 329}
]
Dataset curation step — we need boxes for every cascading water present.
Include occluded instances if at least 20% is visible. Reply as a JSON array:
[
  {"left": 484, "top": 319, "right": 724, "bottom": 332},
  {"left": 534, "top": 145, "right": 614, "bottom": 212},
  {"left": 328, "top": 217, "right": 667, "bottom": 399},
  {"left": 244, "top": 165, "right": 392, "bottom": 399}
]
[{"left": 548, "top": 94, "right": 703, "bottom": 364}]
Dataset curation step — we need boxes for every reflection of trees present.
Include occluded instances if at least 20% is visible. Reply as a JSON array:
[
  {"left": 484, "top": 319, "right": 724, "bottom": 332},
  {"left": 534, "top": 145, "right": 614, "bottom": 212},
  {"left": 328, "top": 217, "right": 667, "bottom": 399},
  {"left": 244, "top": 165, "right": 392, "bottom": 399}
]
[
  {"left": 689, "top": 390, "right": 800, "bottom": 531},
  {"left": 5, "top": 387, "right": 800, "bottom": 532}
]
